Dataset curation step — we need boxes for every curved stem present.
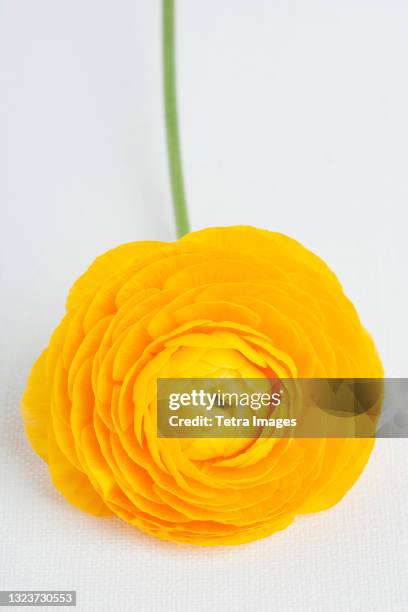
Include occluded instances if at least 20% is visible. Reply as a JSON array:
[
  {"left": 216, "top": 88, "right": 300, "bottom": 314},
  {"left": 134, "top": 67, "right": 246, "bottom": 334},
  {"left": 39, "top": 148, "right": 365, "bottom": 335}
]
[{"left": 163, "top": 0, "right": 190, "bottom": 237}]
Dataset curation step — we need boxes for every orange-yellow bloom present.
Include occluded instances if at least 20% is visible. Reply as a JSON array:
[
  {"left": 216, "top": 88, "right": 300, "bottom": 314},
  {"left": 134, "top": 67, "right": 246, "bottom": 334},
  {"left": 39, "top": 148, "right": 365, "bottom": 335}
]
[{"left": 22, "top": 226, "right": 382, "bottom": 545}]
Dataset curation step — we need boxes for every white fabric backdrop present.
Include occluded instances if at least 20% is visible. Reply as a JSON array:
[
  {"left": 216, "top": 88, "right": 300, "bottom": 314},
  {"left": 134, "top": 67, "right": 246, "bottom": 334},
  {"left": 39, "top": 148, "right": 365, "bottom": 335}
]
[{"left": 1, "top": 1, "right": 407, "bottom": 610}]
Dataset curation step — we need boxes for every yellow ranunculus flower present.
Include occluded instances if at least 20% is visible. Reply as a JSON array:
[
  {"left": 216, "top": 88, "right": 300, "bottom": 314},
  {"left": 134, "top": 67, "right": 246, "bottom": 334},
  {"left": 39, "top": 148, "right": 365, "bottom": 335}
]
[{"left": 22, "top": 226, "right": 382, "bottom": 545}]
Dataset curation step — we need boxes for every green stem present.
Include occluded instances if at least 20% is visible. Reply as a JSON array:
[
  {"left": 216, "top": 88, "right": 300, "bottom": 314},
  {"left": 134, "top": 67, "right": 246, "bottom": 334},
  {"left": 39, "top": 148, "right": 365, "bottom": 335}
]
[{"left": 163, "top": 0, "right": 190, "bottom": 237}]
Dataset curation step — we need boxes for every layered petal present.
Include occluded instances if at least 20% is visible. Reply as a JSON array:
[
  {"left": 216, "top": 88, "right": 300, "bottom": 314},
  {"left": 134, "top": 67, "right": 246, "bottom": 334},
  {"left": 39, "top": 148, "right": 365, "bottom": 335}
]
[{"left": 22, "top": 226, "right": 382, "bottom": 545}]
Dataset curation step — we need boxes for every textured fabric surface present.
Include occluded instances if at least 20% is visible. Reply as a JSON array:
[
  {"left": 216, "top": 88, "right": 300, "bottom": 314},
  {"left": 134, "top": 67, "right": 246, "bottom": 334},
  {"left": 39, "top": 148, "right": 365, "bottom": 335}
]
[
  {"left": 1, "top": 0, "right": 408, "bottom": 609},
  {"left": 1, "top": 368, "right": 407, "bottom": 611}
]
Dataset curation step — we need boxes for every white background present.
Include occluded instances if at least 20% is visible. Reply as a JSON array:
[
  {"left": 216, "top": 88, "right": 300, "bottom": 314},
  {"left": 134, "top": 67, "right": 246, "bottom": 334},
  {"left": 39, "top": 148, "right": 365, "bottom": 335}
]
[{"left": 1, "top": 1, "right": 407, "bottom": 610}]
